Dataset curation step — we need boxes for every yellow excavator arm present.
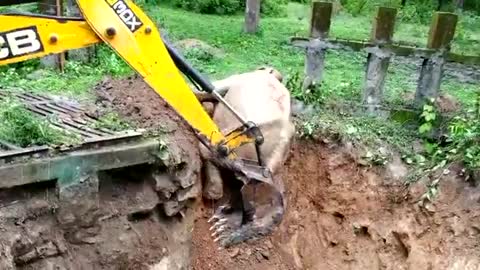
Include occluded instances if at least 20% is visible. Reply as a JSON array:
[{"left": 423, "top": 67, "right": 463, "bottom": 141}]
[
  {"left": 0, "top": 0, "right": 285, "bottom": 248},
  {"left": 0, "top": 0, "right": 245, "bottom": 152}
]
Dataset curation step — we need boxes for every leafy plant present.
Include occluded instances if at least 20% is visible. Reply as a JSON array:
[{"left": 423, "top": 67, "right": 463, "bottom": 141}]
[
  {"left": 91, "top": 111, "right": 131, "bottom": 132},
  {"left": 285, "top": 70, "right": 329, "bottom": 106},
  {"left": 0, "top": 97, "right": 79, "bottom": 147},
  {"left": 418, "top": 98, "right": 437, "bottom": 137},
  {"left": 172, "top": 0, "right": 242, "bottom": 15}
]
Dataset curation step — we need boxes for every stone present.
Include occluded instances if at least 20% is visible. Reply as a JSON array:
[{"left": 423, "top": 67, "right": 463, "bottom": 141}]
[
  {"left": 172, "top": 163, "right": 198, "bottom": 189},
  {"left": 15, "top": 249, "right": 38, "bottom": 265},
  {"left": 230, "top": 248, "right": 240, "bottom": 258},
  {"left": 163, "top": 201, "right": 186, "bottom": 217},
  {"left": 202, "top": 162, "right": 223, "bottom": 200},
  {"left": 127, "top": 179, "right": 159, "bottom": 214},
  {"left": 176, "top": 179, "right": 201, "bottom": 202},
  {"left": 435, "top": 93, "right": 460, "bottom": 113},
  {"left": 255, "top": 252, "right": 263, "bottom": 262},
  {"left": 11, "top": 234, "right": 35, "bottom": 258},
  {"left": 36, "top": 241, "right": 60, "bottom": 258},
  {"left": 386, "top": 155, "right": 408, "bottom": 181},
  {"left": 26, "top": 70, "right": 49, "bottom": 81},
  {"left": 149, "top": 257, "right": 169, "bottom": 270},
  {"left": 260, "top": 249, "right": 270, "bottom": 259},
  {"left": 57, "top": 173, "right": 100, "bottom": 230},
  {"left": 265, "top": 240, "right": 274, "bottom": 249},
  {"left": 0, "top": 244, "right": 14, "bottom": 270}
]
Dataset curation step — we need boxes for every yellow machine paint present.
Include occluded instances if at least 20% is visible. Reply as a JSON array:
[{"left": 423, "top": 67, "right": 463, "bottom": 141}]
[
  {"left": 0, "top": 0, "right": 285, "bottom": 248},
  {"left": 0, "top": 0, "right": 249, "bottom": 155},
  {"left": 0, "top": 15, "right": 100, "bottom": 65},
  {"left": 75, "top": 0, "right": 226, "bottom": 147}
]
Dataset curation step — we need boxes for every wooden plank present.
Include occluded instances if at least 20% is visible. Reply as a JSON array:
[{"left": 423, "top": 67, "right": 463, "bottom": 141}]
[
  {"left": 244, "top": 0, "right": 261, "bottom": 33},
  {"left": 371, "top": 7, "right": 397, "bottom": 44},
  {"left": 310, "top": 1, "right": 332, "bottom": 39},
  {"left": 427, "top": 12, "right": 458, "bottom": 49}
]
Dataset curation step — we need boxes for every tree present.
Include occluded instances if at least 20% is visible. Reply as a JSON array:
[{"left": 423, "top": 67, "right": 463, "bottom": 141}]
[{"left": 456, "top": 0, "right": 464, "bottom": 9}]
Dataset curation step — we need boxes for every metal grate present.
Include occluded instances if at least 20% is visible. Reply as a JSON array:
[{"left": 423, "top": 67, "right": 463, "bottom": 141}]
[{"left": 0, "top": 91, "right": 144, "bottom": 158}]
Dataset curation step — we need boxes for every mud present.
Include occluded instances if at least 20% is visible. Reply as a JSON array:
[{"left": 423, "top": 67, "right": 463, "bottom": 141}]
[
  {"left": 2, "top": 75, "right": 480, "bottom": 269},
  {"left": 0, "top": 76, "right": 204, "bottom": 269},
  {"left": 0, "top": 167, "right": 198, "bottom": 270},
  {"left": 191, "top": 138, "right": 480, "bottom": 270}
]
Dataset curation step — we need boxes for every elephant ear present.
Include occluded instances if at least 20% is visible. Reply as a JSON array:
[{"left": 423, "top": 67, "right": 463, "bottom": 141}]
[{"left": 257, "top": 66, "right": 283, "bottom": 82}]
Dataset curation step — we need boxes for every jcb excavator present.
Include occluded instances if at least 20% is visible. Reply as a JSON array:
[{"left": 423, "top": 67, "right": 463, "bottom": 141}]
[{"left": 0, "top": 0, "right": 284, "bottom": 247}]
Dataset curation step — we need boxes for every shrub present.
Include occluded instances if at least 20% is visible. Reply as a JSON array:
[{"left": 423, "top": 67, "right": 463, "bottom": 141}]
[
  {"left": 172, "top": 0, "right": 288, "bottom": 16},
  {"left": 260, "top": 0, "right": 288, "bottom": 16},
  {"left": 173, "top": 0, "right": 242, "bottom": 15}
]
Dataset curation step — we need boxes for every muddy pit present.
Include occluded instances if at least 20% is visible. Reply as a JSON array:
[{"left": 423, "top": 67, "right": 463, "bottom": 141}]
[{"left": 1, "top": 76, "right": 480, "bottom": 269}]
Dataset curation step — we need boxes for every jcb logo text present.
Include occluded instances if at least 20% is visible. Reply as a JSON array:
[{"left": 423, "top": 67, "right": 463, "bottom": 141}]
[
  {"left": 110, "top": 0, "right": 143, "bottom": 32},
  {"left": 0, "top": 26, "right": 44, "bottom": 60}
]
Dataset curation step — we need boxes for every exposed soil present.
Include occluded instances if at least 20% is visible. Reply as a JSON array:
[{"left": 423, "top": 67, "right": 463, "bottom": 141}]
[
  {"left": 93, "top": 74, "right": 200, "bottom": 150},
  {"left": 92, "top": 76, "right": 480, "bottom": 269},
  {"left": 191, "top": 138, "right": 480, "bottom": 270},
  {"left": 2, "top": 76, "right": 480, "bottom": 269},
  {"left": 0, "top": 76, "right": 203, "bottom": 269}
]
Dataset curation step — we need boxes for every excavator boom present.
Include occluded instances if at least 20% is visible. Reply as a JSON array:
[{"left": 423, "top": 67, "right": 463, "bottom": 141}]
[
  {"left": 0, "top": 0, "right": 284, "bottom": 248},
  {"left": 0, "top": 1, "right": 228, "bottom": 148}
]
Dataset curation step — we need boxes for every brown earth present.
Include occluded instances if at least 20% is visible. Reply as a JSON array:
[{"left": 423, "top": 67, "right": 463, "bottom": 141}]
[
  {"left": 0, "top": 76, "right": 203, "bottom": 270},
  {"left": 2, "top": 76, "right": 480, "bottom": 269},
  {"left": 96, "top": 76, "right": 480, "bottom": 270},
  {"left": 191, "top": 138, "right": 480, "bottom": 270}
]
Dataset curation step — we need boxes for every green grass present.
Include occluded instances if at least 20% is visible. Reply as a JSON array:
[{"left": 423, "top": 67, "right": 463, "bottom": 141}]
[
  {"left": 0, "top": 96, "right": 81, "bottom": 147},
  {"left": 0, "top": 2, "right": 478, "bottom": 155}
]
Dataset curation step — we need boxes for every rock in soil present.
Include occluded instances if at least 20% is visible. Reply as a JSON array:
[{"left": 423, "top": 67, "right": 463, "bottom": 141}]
[
  {"left": 0, "top": 76, "right": 203, "bottom": 269},
  {"left": 191, "top": 138, "right": 480, "bottom": 270}
]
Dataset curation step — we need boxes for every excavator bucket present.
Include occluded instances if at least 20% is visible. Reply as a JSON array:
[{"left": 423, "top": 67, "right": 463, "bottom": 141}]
[
  {"left": 73, "top": 0, "right": 285, "bottom": 247},
  {"left": 205, "top": 147, "right": 286, "bottom": 247}
]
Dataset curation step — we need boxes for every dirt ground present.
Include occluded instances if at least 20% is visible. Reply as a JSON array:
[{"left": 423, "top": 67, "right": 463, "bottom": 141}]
[
  {"left": 96, "top": 76, "right": 480, "bottom": 270},
  {"left": 191, "top": 138, "right": 480, "bottom": 270},
  {"left": 2, "top": 76, "right": 480, "bottom": 269}
]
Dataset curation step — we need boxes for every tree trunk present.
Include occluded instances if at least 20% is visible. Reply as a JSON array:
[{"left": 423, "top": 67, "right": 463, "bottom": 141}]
[
  {"left": 401, "top": 0, "right": 407, "bottom": 6},
  {"left": 437, "top": 0, "right": 447, "bottom": 11},
  {"left": 456, "top": 0, "right": 464, "bottom": 9},
  {"left": 65, "top": 0, "right": 95, "bottom": 63},
  {"left": 38, "top": 0, "right": 60, "bottom": 69}
]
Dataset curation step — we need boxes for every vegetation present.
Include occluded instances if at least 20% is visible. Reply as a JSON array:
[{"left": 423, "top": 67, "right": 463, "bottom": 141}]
[
  {"left": 91, "top": 111, "right": 132, "bottom": 132},
  {"left": 0, "top": 96, "right": 80, "bottom": 147},
  {"left": 168, "top": 0, "right": 287, "bottom": 16}
]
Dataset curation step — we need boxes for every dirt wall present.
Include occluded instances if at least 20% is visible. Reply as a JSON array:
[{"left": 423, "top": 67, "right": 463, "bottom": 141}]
[
  {"left": 3, "top": 76, "right": 479, "bottom": 270},
  {"left": 191, "top": 138, "right": 480, "bottom": 270}
]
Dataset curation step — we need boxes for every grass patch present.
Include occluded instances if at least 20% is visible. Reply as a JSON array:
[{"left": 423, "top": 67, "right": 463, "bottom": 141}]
[
  {"left": 0, "top": 96, "right": 81, "bottom": 147},
  {"left": 90, "top": 111, "right": 132, "bottom": 132}
]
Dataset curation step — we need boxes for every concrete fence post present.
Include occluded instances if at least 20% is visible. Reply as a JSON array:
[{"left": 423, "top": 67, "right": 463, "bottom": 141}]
[
  {"left": 362, "top": 7, "right": 397, "bottom": 115},
  {"left": 415, "top": 12, "right": 458, "bottom": 107},
  {"left": 302, "top": 1, "right": 332, "bottom": 91}
]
